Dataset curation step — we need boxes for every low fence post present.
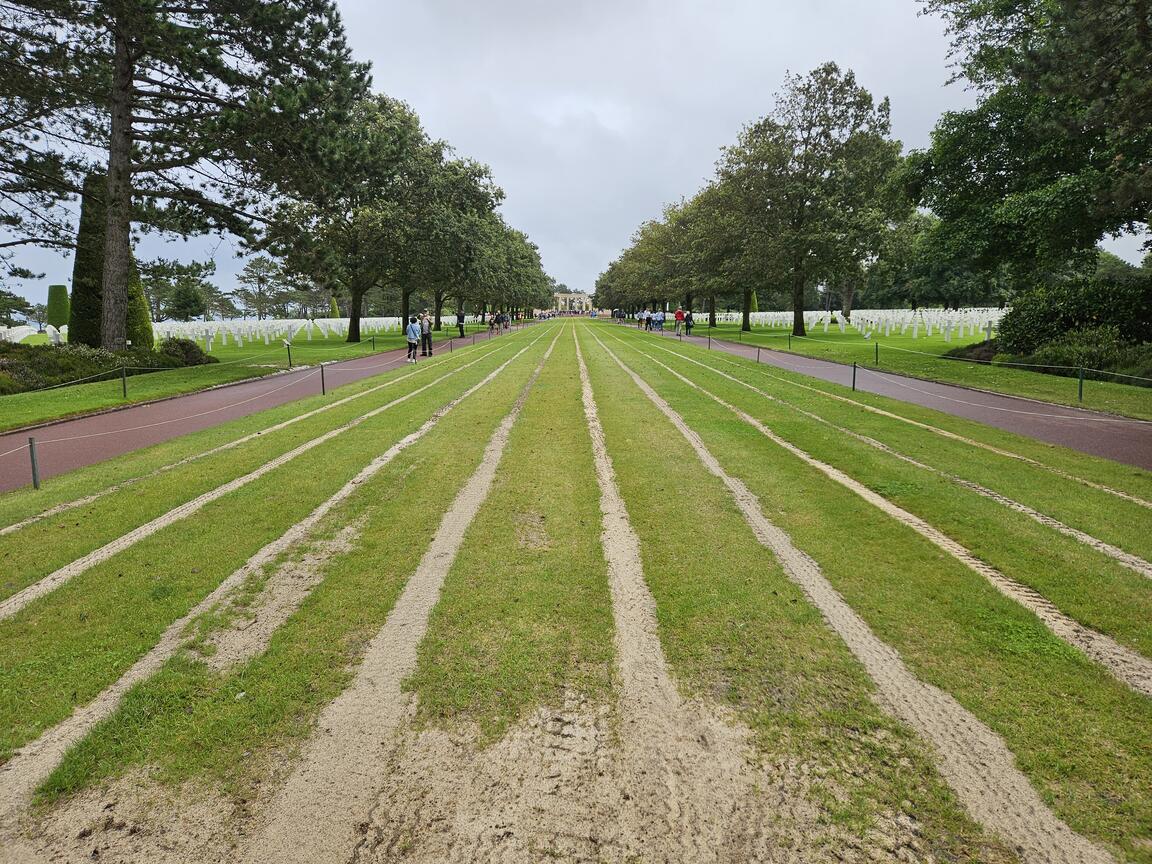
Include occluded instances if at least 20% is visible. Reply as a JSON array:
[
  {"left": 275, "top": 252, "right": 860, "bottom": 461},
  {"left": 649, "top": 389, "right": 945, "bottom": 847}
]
[
  {"left": 852, "top": 361, "right": 857, "bottom": 392},
  {"left": 285, "top": 343, "right": 293, "bottom": 369},
  {"left": 371, "top": 335, "right": 376, "bottom": 351},
  {"left": 875, "top": 342, "right": 879, "bottom": 364},
  {"left": 28, "top": 436, "right": 40, "bottom": 490},
  {"left": 756, "top": 347, "right": 761, "bottom": 364},
  {"left": 1078, "top": 366, "right": 1085, "bottom": 402},
  {"left": 121, "top": 364, "right": 127, "bottom": 399},
  {"left": 320, "top": 363, "right": 326, "bottom": 395},
  {"left": 788, "top": 334, "right": 792, "bottom": 350}
]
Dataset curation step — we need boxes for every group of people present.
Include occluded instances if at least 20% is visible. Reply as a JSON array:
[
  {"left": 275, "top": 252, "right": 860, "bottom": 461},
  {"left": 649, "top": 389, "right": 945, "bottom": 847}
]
[
  {"left": 633, "top": 307, "right": 693, "bottom": 335},
  {"left": 405, "top": 310, "right": 435, "bottom": 362}
]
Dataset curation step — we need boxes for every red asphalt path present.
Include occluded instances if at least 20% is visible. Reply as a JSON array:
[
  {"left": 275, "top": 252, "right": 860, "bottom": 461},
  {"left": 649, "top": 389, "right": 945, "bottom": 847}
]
[
  {"left": 648, "top": 328, "right": 1152, "bottom": 471},
  {"left": 0, "top": 335, "right": 490, "bottom": 493}
]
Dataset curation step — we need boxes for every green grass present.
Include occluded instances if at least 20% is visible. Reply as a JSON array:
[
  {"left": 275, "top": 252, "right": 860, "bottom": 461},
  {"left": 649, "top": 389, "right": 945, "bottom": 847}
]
[
  {"left": 37, "top": 331, "right": 549, "bottom": 800},
  {"left": 696, "top": 321, "right": 1152, "bottom": 419},
  {"left": 577, "top": 327, "right": 1016, "bottom": 860},
  {"left": 0, "top": 325, "right": 496, "bottom": 433},
  {"left": 407, "top": 329, "right": 616, "bottom": 742},
  {"left": 629, "top": 331, "right": 1152, "bottom": 558},
  {"left": 597, "top": 329, "right": 1152, "bottom": 862},
  {"left": 606, "top": 330, "right": 1152, "bottom": 658},
  {"left": 0, "top": 341, "right": 512, "bottom": 601},
  {"left": 0, "top": 337, "right": 539, "bottom": 765}
]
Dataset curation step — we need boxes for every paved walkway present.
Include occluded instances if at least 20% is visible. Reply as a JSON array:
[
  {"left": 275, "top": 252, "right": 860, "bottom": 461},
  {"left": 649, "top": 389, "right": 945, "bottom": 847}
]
[
  {"left": 652, "top": 329, "right": 1152, "bottom": 470},
  {"left": 0, "top": 331, "right": 503, "bottom": 493}
]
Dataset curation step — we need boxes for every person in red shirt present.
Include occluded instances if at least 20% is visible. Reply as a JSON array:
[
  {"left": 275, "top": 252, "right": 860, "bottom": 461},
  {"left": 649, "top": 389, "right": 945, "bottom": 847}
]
[{"left": 674, "top": 307, "right": 685, "bottom": 335}]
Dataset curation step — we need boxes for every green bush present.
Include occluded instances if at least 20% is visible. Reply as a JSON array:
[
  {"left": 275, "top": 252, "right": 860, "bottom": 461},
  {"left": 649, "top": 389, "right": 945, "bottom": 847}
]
[
  {"left": 45, "top": 285, "right": 70, "bottom": 329},
  {"left": 126, "top": 261, "right": 154, "bottom": 350},
  {"left": 0, "top": 341, "right": 218, "bottom": 394},
  {"left": 997, "top": 274, "right": 1152, "bottom": 354},
  {"left": 158, "top": 337, "right": 218, "bottom": 367},
  {"left": 1027, "top": 326, "right": 1152, "bottom": 385},
  {"left": 67, "top": 173, "right": 106, "bottom": 347}
]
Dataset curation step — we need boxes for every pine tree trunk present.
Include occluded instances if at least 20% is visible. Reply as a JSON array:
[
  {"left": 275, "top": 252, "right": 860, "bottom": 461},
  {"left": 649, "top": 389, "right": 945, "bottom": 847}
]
[
  {"left": 840, "top": 281, "right": 855, "bottom": 321},
  {"left": 433, "top": 290, "right": 444, "bottom": 331},
  {"left": 708, "top": 294, "right": 716, "bottom": 328},
  {"left": 100, "top": 25, "right": 134, "bottom": 351},
  {"left": 685, "top": 292, "right": 693, "bottom": 313},
  {"left": 400, "top": 288, "right": 411, "bottom": 327},
  {"left": 741, "top": 288, "right": 752, "bottom": 332}
]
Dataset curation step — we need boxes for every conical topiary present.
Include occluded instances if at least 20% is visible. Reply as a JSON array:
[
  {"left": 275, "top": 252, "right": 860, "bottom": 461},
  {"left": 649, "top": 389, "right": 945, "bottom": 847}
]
[
  {"left": 46, "top": 284, "right": 70, "bottom": 329},
  {"left": 68, "top": 172, "right": 106, "bottom": 347},
  {"left": 329, "top": 295, "right": 340, "bottom": 318},
  {"left": 125, "top": 258, "right": 154, "bottom": 349}
]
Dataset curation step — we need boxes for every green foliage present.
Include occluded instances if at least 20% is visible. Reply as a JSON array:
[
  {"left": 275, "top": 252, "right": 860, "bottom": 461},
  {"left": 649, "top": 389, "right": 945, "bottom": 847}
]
[
  {"left": 0, "top": 342, "right": 189, "bottom": 394},
  {"left": 158, "top": 337, "right": 218, "bottom": 367},
  {"left": 997, "top": 274, "right": 1152, "bottom": 354},
  {"left": 125, "top": 262, "right": 153, "bottom": 349},
  {"left": 328, "top": 295, "right": 340, "bottom": 318},
  {"left": 0, "top": 288, "right": 32, "bottom": 326},
  {"left": 1027, "top": 326, "right": 1152, "bottom": 382},
  {"left": 169, "top": 281, "right": 205, "bottom": 322},
  {"left": 45, "top": 285, "right": 69, "bottom": 329},
  {"left": 67, "top": 173, "right": 105, "bottom": 348}
]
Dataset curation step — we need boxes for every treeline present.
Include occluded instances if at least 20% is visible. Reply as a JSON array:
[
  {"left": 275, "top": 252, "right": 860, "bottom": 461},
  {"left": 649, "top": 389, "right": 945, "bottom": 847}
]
[
  {"left": 1, "top": 1, "right": 553, "bottom": 347},
  {"left": 598, "top": 0, "right": 1151, "bottom": 344}
]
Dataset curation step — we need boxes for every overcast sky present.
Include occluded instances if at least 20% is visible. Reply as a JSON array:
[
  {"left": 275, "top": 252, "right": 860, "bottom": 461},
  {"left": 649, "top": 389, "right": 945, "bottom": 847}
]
[{"left": 11, "top": 0, "right": 1146, "bottom": 304}]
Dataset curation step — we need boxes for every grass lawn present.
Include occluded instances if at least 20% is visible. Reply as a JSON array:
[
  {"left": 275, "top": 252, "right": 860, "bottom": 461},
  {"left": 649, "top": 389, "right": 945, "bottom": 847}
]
[
  {"left": 694, "top": 321, "right": 1152, "bottom": 420},
  {"left": 0, "top": 323, "right": 502, "bottom": 433}
]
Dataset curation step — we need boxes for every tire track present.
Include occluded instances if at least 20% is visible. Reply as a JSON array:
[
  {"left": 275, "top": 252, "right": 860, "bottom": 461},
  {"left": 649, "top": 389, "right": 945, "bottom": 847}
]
[
  {"left": 628, "top": 338, "right": 1152, "bottom": 579},
  {"left": 647, "top": 335, "right": 1152, "bottom": 510},
  {"left": 576, "top": 332, "right": 838, "bottom": 862},
  {"left": 236, "top": 330, "right": 559, "bottom": 864},
  {"left": 0, "top": 336, "right": 544, "bottom": 837},
  {"left": 592, "top": 332, "right": 1114, "bottom": 864},
  {"left": 617, "top": 338, "right": 1152, "bottom": 698},
  {"left": 0, "top": 344, "right": 501, "bottom": 538},
  {"left": 0, "top": 343, "right": 515, "bottom": 623}
]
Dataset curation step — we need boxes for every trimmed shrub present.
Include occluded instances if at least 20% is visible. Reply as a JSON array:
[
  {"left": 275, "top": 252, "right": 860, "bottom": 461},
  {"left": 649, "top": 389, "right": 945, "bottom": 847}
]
[
  {"left": 126, "top": 260, "right": 154, "bottom": 350},
  {"left": 329, "top": 295, "right": 340, "bottom": 318},
  {"left": 68, "top": 172, "right": 106, "bottom": 347},
  {"left": 46, "top": 285, "right": 70, "bottom": 329},
  {"left": 158, "top": 337, "right": 218, "bottom": 366}
]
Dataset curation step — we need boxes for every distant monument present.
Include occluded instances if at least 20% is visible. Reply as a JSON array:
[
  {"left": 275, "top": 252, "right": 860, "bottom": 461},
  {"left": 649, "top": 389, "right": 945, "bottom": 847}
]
[{"left": 553, "top": 291, "right": 592, "bottom": 313}]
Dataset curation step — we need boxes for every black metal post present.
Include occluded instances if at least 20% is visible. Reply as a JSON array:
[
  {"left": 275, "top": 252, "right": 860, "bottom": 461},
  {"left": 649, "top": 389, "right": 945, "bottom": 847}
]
[
  {"left": 875, "top": 342, "right": 879, "bottom": 364},
  {"left": 286, "top": 344, "right": 293, "bottom": 369},
  {"left": 756, "top": 347, "right": 761, "bottom": 364},
  {"left": 852, "top": 361, "right": 857, "bottom": 391},
  {"left": 371, "top": 335, "right": 376, "bottom": 351},
  {"left": 28, "top": 436, "right": 40, "bottom": 489},
  {"left": 1078, "top": 367, "right": 1085, "bottom": 402},
  {"left": 320, "top": 363, "right": 326, "bottom": 395},
  {"left": 788, "top": 334, "right": 792, "bottom": 350},
  {"left": 121, "top": 364, "right": 127, "bottom": 399}
]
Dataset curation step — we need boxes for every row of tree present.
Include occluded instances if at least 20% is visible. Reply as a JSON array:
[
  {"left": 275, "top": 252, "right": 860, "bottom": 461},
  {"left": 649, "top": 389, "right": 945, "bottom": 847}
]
[
  {"left": 597, "top": 0, "right": 1150, "bottom": 336},
  {"left": 1, "top": 0, "right": 553, "bottom": 347}
]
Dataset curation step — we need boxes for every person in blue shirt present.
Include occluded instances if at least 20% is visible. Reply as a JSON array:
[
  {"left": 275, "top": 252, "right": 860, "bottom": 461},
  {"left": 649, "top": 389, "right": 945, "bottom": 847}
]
[{"left": 405, "top": 316, "right": 420, "bottom": 363}]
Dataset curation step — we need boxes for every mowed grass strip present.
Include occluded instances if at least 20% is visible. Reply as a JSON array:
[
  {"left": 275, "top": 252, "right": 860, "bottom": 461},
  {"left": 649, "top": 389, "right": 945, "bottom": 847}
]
[
  {"left": 633, "top": 331, "right": 1152, "bottom": 557},
  {"left": 406, "top": 329, "right": 615, "bottom": 742},
  {"left": 0, "top": 342, "right": 510, "bottom": 601},
  {"left": 602, "top": 333, "right": 1152, "bottom": 861},
  {"left": 613, "top": 333, "right": 1152, "bottom": 658},
  {"left": 37, "top": 330, "right": 544, "bottom": 802},
  {"left": 0, "top": 339, "right": 543, "bottom": 764},
  {"left": 576, "top": 329, "right": 1014, "bottom": 860}
]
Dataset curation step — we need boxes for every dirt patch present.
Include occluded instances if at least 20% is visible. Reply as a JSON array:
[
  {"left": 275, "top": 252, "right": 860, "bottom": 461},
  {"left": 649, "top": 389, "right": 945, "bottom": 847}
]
[
  {"left": 10, "top": 769, "right": 247, "bottom": 864},
  {"left": 514, "top": 511, "right": 551, "bottom": 550},
  {"left": 594, "top": 333, "right": 1113, "bottom": 864},
  {"left": 234, "top": 333, "right": 557, "bottom": 863},
  {"left": 199, "top": 518, "right": 367, "bottom": 672}
]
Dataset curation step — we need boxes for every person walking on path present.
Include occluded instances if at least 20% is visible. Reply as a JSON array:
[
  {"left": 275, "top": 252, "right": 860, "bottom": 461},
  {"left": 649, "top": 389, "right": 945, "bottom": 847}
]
[
  {"left": 419, "top": 311, "right": 433, "bottom": 356},
  {"left": 405, "top": 316, "right": 420, "bottom": 363},
  {"left": 457, "top": 309, "right": 466, "bottom": 338},
  {"left": 684, "top": 309, "right": 694, "bottom": 336},
  {"left": 674, "top": 307, "right": 685, "bottom": 334},
  {"left": 655, "top": 309, "right": 665, "bottom": 332}
]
